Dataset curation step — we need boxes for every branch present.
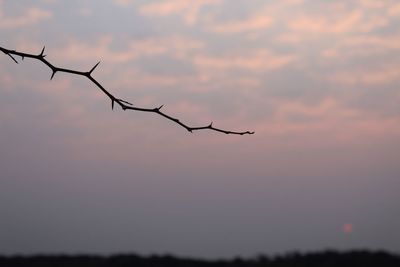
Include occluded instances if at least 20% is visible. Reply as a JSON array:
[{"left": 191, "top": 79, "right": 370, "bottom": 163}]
[{"left": 0, "top": 45, "right": 254, "bottom": 135}]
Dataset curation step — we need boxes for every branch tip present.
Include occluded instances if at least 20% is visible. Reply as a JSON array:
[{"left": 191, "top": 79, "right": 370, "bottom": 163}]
[
  {"left": 39, "top": 46, "right": 46, "bottom": 57},
  {"left": 50, "top": 70, "right": 57, "bottom": 80},
  {"left": 89, "top": 61, "right": 101, "bottom": 74},
  {"left": 8, "top": 54, "right": 18, "bottom": 64},
  {"left": 154, "top": 104, "right": 164, "bottom": 111}
]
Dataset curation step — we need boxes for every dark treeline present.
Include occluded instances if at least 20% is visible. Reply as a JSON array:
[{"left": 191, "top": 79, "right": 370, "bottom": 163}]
[{"left": 1, "top": 250, "right": 399, "bottom": 267}]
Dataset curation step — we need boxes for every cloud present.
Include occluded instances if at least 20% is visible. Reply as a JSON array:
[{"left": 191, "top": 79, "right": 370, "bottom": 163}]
[
  {"left": 193, "top": 49, "right": 296, "bottom": 72},
  {"left": 326, "top": 65, "right": 400, "bottom": 85},
  {"left": 0, "top": 5, "right": 52, "bottom": 29},
  {"left": 139, "top": 0, "right": 221, "bottom": 25},
  {"left": 252, "top": 96, "right": 400, "bottom": 142},
  {"left": 44, "top": 35, "right": 204, "bottom": 64},
  {"left": 388, "top": 3, "right": 400, "bottom": 16},
  {"left": 113, "top": 0, "right": 132, "bottom": 7},
  {"left": 204, "top": 0, "right": 305, "bottom": 35},
  {"left": 288, "top": 10, "right": 387, "bottom": 35},
  {"left": 109, "top": 68, "right": 185, "bottom": 91},
  {"left": 274, "top": 1, "right": 395, "bottom": 49},
  {"left": 274, "top": 98, "right": 358, "bottom": 123},
  {"left": 316, "top": 34, "right": 400, "bottom": 69},
  {"left": 207, "top": 15, "right": 273, "bottom": 34},
  {"left": 341, "top": 35, "right": 400, "bottom": 52}
]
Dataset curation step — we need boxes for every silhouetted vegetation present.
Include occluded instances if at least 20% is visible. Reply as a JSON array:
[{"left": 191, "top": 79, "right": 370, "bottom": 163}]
[{"left": 1, "top": 250, "right": 399, "bottom": 267}]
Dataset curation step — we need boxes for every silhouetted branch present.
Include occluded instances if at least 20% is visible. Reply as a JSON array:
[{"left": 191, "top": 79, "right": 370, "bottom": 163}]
[{"left": 0, "top": 45, "right": 254, "bottom": 135}]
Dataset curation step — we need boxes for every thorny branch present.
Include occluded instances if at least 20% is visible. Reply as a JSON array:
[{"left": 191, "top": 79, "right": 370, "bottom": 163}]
[{"left": 0, "top": 45, "right": 254, "bottom": 135}]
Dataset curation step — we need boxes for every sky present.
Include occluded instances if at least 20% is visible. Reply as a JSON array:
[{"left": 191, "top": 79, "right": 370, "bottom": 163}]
[{"left": 1, "top": 0, "right": 400, "bottom": 259}]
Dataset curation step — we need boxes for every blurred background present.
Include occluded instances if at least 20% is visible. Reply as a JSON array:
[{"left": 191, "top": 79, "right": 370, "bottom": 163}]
[{"left": 0, "top": 0, "right": 399, "bottom": 259}]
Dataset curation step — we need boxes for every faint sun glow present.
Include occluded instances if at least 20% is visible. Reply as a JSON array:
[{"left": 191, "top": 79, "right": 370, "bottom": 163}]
[{"left": 342, "top": 223, "right": 354, "bottom": 234}]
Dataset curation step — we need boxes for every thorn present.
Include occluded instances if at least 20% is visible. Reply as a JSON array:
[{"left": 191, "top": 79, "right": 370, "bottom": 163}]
[
  {"left": 39, "top": 46, "right": 46, "bottom": 57},
  {"left": 22, "top": 56, "right": 24, "bottom": 60},
  {"left": 7, "top": 54, "right": 18, "bottom": 64},
  {"left": 119, "top": 99, "right": 133, "bottom": 106},
  {"left": 50, "top": 69, "right": 57, "bottom": 80},
  {"left": 89, "top": 61, "right": 100, "bottom": 74},
  {"left": 208, "top": 122, "right": 213, "bottom": 128},
  {"left": 111, "top": 99, "right": 114, "bottom": 110},
  {"left": 154, "top": 104, "right": 164, "bottom": 112}
]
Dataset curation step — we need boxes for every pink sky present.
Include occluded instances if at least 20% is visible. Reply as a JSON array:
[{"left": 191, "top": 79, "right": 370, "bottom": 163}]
[{"left": 0, "top": 0, "right": 399, "bottom": 258}]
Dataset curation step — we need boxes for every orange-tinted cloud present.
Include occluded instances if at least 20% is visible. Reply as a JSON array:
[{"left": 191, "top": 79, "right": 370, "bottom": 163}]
[
  {"left": 388, "top": 3, "right": 400, "bottom": 16},
  {"left": 113, "top": 0, "right": 132, "bottom": 7},
  {"left": 38, "top": 35, "right": 204, "bottom": 64},
  {"left": 288, "top": 10, "right": 387, "bottom": 35},
  {"left": 208, "top": 15, "right": 273, "bottom": 34},
  {"left": 193, "top": 49, "right": 296, "bottom": 72},
  {"left": 275, "top": 1, "right": 395, "bottom": 49},
  {"left": 326, "top": 65, "right": 400, "bottom": 85},
  {"left": 139, "top": 0, "right": 221, "bottom": 25},
  {"left": 0, "top": 6, "right": 52, "bottom": 29}
]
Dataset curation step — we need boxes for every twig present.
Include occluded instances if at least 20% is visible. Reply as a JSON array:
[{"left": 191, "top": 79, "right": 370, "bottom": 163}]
[{"left": 0, "top": 45, "right": 254, "bottom": 135}]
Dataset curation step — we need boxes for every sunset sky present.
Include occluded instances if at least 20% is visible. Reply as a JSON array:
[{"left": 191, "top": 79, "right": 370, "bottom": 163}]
[{"left": 1, "top": 0, "right": 399, "bottom": 259}]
